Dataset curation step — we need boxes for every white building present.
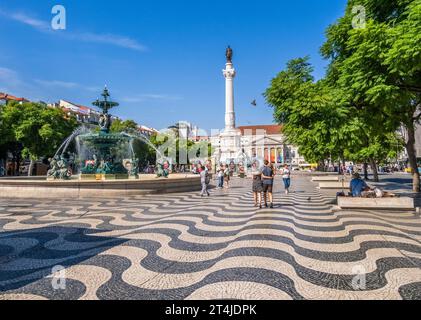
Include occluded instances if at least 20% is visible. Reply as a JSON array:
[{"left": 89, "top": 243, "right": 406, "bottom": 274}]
[{"left": 49, "top": 100, "right": 103, "bottom": 127}]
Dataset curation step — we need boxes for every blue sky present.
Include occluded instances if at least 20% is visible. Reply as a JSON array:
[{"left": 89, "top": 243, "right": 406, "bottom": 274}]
[{"left": 0, "top": 0, "right": 347, "bottom": 132}]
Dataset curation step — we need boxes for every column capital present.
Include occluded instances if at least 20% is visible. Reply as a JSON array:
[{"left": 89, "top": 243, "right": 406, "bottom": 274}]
[{"left": 223, "top": 63, "right": 236, "bottom": 79}]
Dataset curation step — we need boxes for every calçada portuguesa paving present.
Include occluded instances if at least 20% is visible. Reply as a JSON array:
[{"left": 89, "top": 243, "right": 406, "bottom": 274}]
[{"left": 0, "top": 174, "right": 420, "bottom": 300}]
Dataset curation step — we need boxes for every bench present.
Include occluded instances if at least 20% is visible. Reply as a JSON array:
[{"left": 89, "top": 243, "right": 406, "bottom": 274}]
[
  {"left": 319, "top": 182, "right": 348, "bottom": 189},
  {"left": 337, "top": 197, "right": 415, "bottom": 210},
  {"left": 312, "top": 176, "right": 341, "bottom": 182}
]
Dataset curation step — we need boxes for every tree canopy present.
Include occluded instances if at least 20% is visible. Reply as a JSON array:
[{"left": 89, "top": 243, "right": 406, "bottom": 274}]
[
  {"left": 265, "top": 0, "right": 412, "bottom": 182},
  {"left": 110, "top": 119, "right": 139, "bottom": 134},
  {"left": 0, "top": 102, "right": 78, "bottom": 175},
  {"left": 320, "top": 0, "right": 421, "bottom": 189}
]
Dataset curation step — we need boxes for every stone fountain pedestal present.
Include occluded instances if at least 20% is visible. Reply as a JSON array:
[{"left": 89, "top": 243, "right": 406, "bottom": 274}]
[
  {"left": 0, "top": 174, "right": 201, "bottom": 198},
  {"left": 79, "top": 173, "right": 136, "bottom": 181}
]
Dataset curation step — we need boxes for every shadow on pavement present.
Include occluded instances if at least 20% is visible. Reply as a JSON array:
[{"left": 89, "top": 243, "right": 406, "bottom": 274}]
[{"left": 0, "top": 226, "right": 127, "bottom": 293}]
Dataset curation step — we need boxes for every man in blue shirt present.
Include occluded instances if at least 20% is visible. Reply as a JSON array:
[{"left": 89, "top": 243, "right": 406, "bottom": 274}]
[
  {"left": 262, "top": 160, "right": 275, "bottom": 208},
  {"left": 350, "top": 173, "right": 370, "bottom": 197}
]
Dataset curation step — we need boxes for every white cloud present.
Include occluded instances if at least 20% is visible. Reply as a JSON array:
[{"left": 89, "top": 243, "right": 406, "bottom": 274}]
[
  {"left": 9, "top": 12, "right": 49, "bottom": 31},
  {"left": 75, "top": 33, "right": 148, "bottom": 52},
  {"left": 35, "top": 79, "right": 78, "bottom": 89},
  {"left": 0, "top": 67, "right": 21, "bottom": 86},
  {"left": 0, "top": 9, "right": 148, "bottom": 52},
  {"left": 85, "top": 86, "right": 103, "bottom": 93},
  {"left": 35, "top": 79, "right": 105, "bottom": 95},
  {"left": 0, "top": 66, "right": 102, "bottom": 99},
  {"left": 0, "top": 66, "right": 35, "bottom": 99}
]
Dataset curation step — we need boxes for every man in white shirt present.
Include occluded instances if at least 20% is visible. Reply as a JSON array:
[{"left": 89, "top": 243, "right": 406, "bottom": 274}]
[
  {"left": 282, "top": 165, "right": 291, "bottom": 194},
  {"left": 217, "top": 164, "right": 224, "bottom": 189}
]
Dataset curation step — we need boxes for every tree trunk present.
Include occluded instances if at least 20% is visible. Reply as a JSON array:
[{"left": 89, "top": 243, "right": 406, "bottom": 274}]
[
  {"left": 363, "top": 162, "right": 369, "bottom": 180},
  {"left": 0, "top": 158, "right": 5, "bottom": 176},
  {"left": 406, "top": 126, "right": 420, "bottom": 192},
  {"left": 370, "top": 158, "right": 379, "bottom": 182},
  {"left": 15, "top": 153, "right": 21, "bottom": 176},
  {"left": 341, "top": 158, "right": 346, "bottom": 175},
  {"left": 28, "top": 159, "right": 34, "bottom": 177}
]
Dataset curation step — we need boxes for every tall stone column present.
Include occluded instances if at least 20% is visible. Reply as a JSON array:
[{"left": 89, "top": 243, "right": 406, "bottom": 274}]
[
  {"left": 217, "top": 47, "right": 242, "bottom": 164},
  {"left": 223, "top": 63, "right": 236, "bottom": 132}
]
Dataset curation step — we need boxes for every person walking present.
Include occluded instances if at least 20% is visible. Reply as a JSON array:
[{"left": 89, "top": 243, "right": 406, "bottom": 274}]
[
  {"left": 200, "top": 166, "right": 210, "bottom": 197},
  {"left": 223, "top": 165, "right": 230, "bottom": 189},
  {"left": 251, "top": 161, "right": 263, "bottom": 208},
  {"left": 262, "top": 160, "right": 275, "bottom": 208},
  {"left": 282, "top": 164, "right": 291, "bottom": 194},
  {"left": 217, "top": 164, "right": 224, "bottom": 189}
]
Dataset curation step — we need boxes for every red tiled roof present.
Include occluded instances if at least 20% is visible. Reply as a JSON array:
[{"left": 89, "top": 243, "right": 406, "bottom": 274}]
[
  {"left": 192, "top": 136, "right": 210, "bottom": 142},
  {"left": 0, "top": 92, "right": 29, "bottom": 102},
  {"left": 238, "top": 125, "right": 283, "bottom": 135}
]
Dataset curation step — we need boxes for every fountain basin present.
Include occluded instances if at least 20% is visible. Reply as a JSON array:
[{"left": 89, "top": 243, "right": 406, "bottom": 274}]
[
  {"left": 0, "top": 174, "right": 201, "bottom": 198},
  {"left": 78, "top": 174, "right": 131, "bottom": 181}
]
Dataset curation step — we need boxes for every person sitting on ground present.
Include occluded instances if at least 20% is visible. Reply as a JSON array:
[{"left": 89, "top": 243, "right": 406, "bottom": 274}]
[{"left": 350, "top": 172, "right": 371, "bottom": 197}]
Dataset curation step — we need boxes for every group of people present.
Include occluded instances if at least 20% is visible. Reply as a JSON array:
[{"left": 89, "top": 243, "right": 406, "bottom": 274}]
[
  {"left": 199, "top": 160, "right": 293, "bottom": 207},
  {"left": 200, "top": 164, "right": 231, "bottom": 196},
  {"left": 216, "top": 164, "right": 231, "bottom": 189},
  {"left": 330, "top": 163, "right": 408, "bottom": 175},
  {"left": 251, "top": 161, "right": 291, "bottom": 209}
]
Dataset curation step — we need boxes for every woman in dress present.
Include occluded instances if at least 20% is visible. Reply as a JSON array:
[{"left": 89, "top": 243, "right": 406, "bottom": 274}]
[{"left": 251, "top": 160, "right": 263, "bottom": 208}]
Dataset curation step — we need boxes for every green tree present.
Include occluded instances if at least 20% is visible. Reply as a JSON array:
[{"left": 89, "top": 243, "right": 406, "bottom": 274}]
[
  {"left": 1, "top": 102, "right": 78, "bottom": 176},
  {"left": 109, "top": 118, "right": 158, "bottom": 166},
  {"left": 265, "top": 56, "right": 402, "bottom": 181},
  {"left": 345, "top": 116, "right": 405, "bottom": 181},
  {"left": 321, "top": 0, "right": 421, "bottom": 190},
  {"left": 264, "top": 57, "right": 353, "bottom": 168},
  {"left": 150, "top": 130, "right": 212, "bottom": 165},
  {"left": 110, "top": 119, "right": 138, "bottom": 133}
]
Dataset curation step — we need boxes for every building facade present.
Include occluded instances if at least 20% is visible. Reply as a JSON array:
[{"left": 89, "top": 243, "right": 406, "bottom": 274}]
[
  {"left": 49, "top": 100, "right": 103, "bottom": 127},
  {"left": 238, "top": 125, "right": 305, "bottom": 167},
  {"left": 211, "top": 125, "right": 306, "bottom": 167}
]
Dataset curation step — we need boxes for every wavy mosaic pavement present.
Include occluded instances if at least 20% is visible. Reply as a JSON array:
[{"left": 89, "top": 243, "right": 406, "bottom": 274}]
[{"left": 0, "top": 176, "right": 420, "bottom": 300}]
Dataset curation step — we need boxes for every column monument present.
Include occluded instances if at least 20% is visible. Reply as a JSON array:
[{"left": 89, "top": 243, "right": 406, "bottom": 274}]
[{"left": 218, "top": 46, "right": 242, "bottom": 163}]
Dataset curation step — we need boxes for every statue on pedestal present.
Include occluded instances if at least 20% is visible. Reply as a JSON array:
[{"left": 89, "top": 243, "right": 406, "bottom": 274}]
[
  {"left": 47, "top": 156, "right": 60, "bottom": 180},
  {"left": 48, "top": 155, "right": 72, "bottom": 180},
  {"left": 226, "top": 46, "right": 233, "bottom": 63}
]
